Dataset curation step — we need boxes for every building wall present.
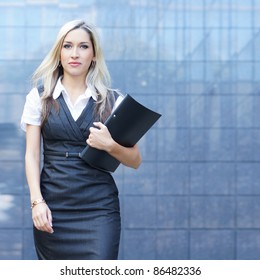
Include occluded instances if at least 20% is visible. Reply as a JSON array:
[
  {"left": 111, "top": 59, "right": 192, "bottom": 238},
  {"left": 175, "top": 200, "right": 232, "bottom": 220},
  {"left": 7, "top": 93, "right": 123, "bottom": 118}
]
[{"left": 0, "top": 0, "right": 259, "bottom": 259}]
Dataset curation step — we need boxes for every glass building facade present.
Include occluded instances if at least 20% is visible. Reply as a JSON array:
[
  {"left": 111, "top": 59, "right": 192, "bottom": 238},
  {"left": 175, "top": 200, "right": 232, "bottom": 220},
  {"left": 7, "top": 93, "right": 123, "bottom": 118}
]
[{"left": 0, "top": 0, "right": 260, "bottom": 259}]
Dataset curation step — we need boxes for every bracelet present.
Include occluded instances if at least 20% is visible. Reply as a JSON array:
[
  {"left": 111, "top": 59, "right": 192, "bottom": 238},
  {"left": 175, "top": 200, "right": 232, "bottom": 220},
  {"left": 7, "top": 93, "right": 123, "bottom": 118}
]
[{"left": 31, "top": 198, "right": 46, "bottom": 209}]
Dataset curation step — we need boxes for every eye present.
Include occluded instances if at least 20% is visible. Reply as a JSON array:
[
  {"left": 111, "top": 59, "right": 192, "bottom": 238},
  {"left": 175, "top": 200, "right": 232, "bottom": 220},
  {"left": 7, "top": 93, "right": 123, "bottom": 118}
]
[
  {"left": 80, "top": 44, "right": 89, "bottom": 49},
  {"left": 63, "top": 44, "right": 72, "bottom": 49}
]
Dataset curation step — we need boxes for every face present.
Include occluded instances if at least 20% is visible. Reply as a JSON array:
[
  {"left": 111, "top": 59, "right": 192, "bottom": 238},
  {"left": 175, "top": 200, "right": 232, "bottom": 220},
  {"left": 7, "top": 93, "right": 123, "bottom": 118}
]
[{"left": 60, "top": 28, "right": 95, "bottom": 79}]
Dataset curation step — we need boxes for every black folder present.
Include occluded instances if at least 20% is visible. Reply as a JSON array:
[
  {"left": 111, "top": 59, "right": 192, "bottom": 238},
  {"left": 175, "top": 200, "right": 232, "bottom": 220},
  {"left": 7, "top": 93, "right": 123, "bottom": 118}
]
[{"left": 79, "top": 94, "right": 161, "bottom": 172}]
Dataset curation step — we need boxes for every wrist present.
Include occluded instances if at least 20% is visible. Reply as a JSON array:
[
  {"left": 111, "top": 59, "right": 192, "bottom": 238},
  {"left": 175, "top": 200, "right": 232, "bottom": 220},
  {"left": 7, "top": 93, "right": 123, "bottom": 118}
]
[
  {"left": 106, "top": 139, "right": 117, "bottom": 154},
  {"left": 31, "top": 198, "right": 46, "bottom": 209}
]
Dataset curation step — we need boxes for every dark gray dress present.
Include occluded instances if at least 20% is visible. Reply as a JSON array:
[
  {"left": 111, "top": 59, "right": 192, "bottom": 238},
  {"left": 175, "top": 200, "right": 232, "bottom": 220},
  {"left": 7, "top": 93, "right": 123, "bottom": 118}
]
[{"left": 34, "top": 94, "right": 121, "bottom": 260}]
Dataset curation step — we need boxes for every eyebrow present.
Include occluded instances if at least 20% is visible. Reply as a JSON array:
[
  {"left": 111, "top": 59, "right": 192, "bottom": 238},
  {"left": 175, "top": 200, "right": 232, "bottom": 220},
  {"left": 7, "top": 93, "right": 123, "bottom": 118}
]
[{"left": 63, "top": 41, "right": 90, "bottom": 44}]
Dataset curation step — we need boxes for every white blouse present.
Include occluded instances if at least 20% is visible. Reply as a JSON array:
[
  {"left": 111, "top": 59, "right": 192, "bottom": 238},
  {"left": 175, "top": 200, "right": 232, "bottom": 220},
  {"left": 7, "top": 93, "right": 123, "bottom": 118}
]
[{"left": 21, "top": 78, "right": 123, "bottom": 131}]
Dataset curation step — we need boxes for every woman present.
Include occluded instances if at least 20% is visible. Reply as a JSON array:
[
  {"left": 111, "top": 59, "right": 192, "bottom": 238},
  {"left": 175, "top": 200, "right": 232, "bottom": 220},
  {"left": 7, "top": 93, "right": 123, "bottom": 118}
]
[{"left": 21, "top": 19, "right": 142, "bottom": 260}]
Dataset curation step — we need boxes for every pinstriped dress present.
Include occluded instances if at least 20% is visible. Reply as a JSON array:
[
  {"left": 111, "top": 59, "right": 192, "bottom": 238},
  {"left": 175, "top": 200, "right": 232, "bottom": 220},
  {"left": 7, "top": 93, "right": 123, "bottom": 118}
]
[{"left": 34, "top": 95, "right": 121, "bottom": 260}]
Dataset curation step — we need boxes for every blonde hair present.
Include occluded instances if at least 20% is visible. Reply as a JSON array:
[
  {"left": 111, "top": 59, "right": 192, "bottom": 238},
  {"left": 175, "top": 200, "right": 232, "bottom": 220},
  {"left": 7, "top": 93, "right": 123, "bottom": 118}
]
[{"left": 32, "top": 19, "right": 117, "bottom": 124}]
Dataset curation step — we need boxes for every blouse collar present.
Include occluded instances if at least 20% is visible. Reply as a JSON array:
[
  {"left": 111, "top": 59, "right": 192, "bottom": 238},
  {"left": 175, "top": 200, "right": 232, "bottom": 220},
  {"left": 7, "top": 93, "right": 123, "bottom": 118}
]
[{"left": 52, "top": 77, "right": 97, "bottom": 101}]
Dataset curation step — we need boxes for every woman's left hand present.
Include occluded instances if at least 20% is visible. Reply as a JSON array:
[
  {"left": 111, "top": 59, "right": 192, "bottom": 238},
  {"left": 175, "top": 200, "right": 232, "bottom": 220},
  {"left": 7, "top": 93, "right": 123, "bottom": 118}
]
[
  {"left": 86, "top": 122, "right": 114, "bottom": 152},
  {"left": 87, "top": 121, "right": 142, "bottom": 169}
]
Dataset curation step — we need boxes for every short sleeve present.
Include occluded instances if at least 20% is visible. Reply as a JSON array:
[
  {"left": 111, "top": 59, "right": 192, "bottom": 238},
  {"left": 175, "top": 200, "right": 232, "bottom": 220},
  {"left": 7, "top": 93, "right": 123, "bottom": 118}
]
[{"left": 20, "top": 87, "right": 42, "bottom": 132}]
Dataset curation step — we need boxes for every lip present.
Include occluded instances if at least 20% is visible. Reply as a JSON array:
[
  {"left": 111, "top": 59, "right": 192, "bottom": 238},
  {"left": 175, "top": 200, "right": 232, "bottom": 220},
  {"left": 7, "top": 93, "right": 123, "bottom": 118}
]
[{"left": 69, "top": 62, "right": 81, "bottom": 66}]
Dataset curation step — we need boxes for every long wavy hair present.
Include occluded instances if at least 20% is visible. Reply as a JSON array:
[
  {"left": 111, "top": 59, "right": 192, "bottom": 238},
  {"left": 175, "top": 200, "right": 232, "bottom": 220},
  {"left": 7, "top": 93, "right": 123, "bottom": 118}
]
[{"left": 32, "top": 19, "right": 118, "bottom": 125}]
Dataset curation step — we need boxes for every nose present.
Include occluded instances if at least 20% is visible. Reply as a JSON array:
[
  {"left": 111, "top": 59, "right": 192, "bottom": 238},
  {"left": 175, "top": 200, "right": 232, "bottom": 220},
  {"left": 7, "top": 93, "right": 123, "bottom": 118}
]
[{"left": 71, "top": 46, "right": 79, "bottom": 58}]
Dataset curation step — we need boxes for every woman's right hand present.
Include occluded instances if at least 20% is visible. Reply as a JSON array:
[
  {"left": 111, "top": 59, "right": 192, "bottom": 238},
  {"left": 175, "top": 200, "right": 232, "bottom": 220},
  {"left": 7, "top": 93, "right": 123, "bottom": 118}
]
[{"left": 32, "top": 203, "right": 54, "bottom": 234}]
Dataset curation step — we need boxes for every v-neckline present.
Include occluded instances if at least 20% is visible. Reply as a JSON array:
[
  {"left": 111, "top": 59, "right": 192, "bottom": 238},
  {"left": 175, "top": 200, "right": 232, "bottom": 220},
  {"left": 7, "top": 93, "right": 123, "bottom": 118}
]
[
  {"left": 58, "top": 95, "right": 95, "bottom": 140},
  {"left": 58, "top": 94, "right": 93, "bottom": 121}
]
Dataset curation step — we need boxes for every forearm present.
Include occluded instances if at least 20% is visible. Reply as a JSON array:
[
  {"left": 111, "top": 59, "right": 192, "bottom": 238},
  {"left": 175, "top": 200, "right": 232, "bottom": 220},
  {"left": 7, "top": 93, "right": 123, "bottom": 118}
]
[
  {"left": 25, "top": 151, "right": 53, "bottom": 233},
  {"left": 107, "top": 142, "right": 142, "bottom": 169},
  {"left": 25, "top": 150, "right": 42, "bottom": 202},
  {"left": 24, "top": 124, "right": 53, "bottom": 233}
]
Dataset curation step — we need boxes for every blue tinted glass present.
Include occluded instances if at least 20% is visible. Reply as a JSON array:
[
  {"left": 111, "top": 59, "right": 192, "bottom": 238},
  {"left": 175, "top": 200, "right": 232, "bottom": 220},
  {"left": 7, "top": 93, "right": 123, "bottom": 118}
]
[{"left": 0, "top": 0, "right": 259, "bottom": 261}]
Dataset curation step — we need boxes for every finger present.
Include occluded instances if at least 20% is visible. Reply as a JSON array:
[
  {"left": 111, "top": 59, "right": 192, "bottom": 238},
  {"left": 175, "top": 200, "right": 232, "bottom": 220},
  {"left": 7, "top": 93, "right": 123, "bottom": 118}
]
[
  {"left": 47, "top": 209, "right": 54, "bottom": 230},
  {"left": 34, "top": 217, "right": 45, "bottom": 231},
  {"left": 42, "top": 221, "right": 54, "bottom": 234},
  {"left": 89, "top": 127, "right": 100, "bottom": 135},
  {"left": 33, "top": 218, "right": 41, "bottom": 231},
  {"left": 93, "top": 122, "right": 105, "bottom": 129},
  {"left": 38, "top": 216, "right": 53, "bottom": 233},
  {"left": 41, "top": 209, "right": 53, "bottom": 233},
  {"left": 32, "top": 211, "right": 42, "bottom": 230},
  {"left": 89, "top": 127, "right": 95, "bottom": 133},
  {"left": 33, "top": 208, "right": 53, "bottom": 234}
]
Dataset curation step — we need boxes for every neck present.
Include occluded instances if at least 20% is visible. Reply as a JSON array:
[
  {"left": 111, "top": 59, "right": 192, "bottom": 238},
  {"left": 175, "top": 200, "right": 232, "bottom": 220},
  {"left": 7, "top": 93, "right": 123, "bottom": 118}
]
[
  {"left": 62, "top": 75, "right": 86, "bottom": 91},
  {"left": 61, "top": 75, "right": 87, "bottom": 104}
]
